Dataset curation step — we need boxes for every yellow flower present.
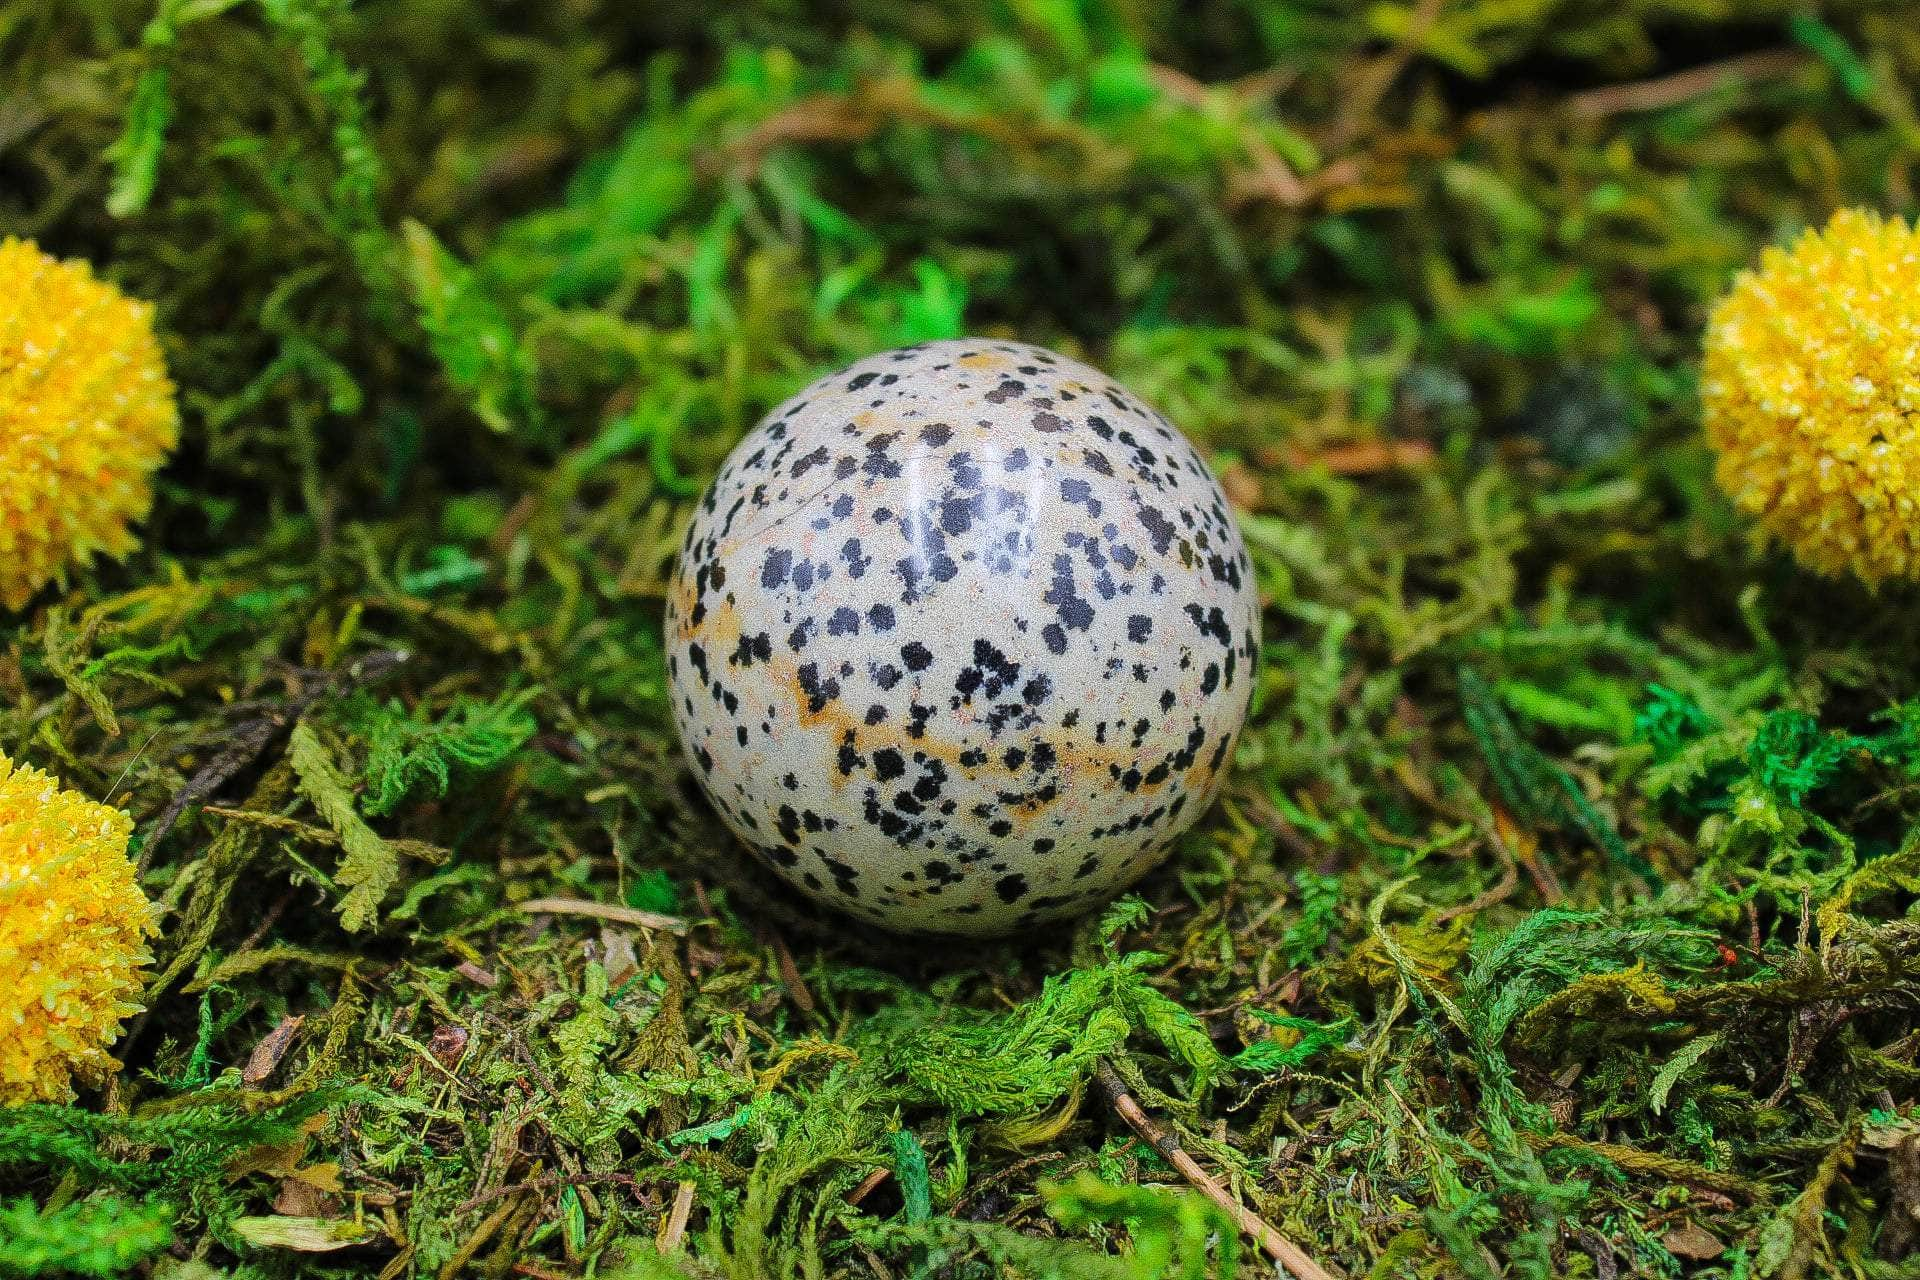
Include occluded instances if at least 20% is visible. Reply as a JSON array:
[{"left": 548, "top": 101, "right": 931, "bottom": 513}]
[
  {"left": 1702, "top": 208, "right": 1920, "bottom": 585},
  {"left": 0, "top": 752, "right": 154, "bottom": 1105},
  {"left": 0, "top": 238, "right": 179, "bottom": 611}
]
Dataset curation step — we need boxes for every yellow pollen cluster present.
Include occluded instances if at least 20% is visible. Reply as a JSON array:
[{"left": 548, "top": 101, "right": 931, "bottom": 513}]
[
  {"left": 1701, "top": 209, "right": 1920, "bottom": 585},
  {"left": 0, "top": 238, "right": 179, "bottom": 611},
  {"left": 0, "top": 752, "right": 154, "bottom": 1105}
]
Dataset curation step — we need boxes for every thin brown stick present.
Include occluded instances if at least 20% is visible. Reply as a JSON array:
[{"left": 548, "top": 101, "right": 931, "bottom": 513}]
[
  {"left": 1568, "top": 49, "right": 1808, "bottom": 120},
  {"left": 1094, "top": 1063, "right": 1338, "bottom": 1280},
  {"left": 1276, "top": 439, "right": 1435, "bottom": 475},
  {"left": 657, "top": 1180, "right": 697, "bottom": 1253},
  {"left": 1322, "top": 0, "right": 1441, "bottom": 150},
  {"left": 769, "top": 931, "right": 818, "bottom": 1014},
  {"left": 1436, "top": 804, "right": 1531, "bottom": 925},
  {"left": 515, "top": 897, "right": 689, "bottom": 935},
  {"left": 456, "top": 960, "right": 499, "bottom": 989},
  {"left": 1146, "top": 63, "right": 1306, "bottom": 207},
  {"left": 844, "top": 1166, "right": 892, "bottom": 1208},
  {"left": 1496, "top": 805, "right": 1564, "bottom": 907},
  {"left": 232, "top": 886, "right": 298, "bottom": 957}
]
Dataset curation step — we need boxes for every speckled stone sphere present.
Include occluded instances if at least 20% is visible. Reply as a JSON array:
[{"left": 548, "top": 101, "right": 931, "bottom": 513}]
[{"left": 666, "top": 340, "right": 1260, "bottom": 935}]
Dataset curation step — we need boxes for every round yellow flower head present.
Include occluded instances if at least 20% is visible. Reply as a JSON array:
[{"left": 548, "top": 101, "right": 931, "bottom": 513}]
[
  {"left": 0, "top": 238, "right": 179, "bottom": 612},
  {"left": 0, "top": 752, "right": 154, "bottom": 1105},
  {"left": 1702, "top": 209, "right": 1920, "bottom": 584}
]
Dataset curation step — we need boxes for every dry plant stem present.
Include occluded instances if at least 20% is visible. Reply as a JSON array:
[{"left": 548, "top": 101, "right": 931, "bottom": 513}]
[
  {"left": 232, "top": 885, "right": 298, "bottom": 956},
  {"left": 1146, "top": 62, "right": 1305, "bottom": 206},
  {"left": 1567, "top": 49, "right": 1809, "bottom": 119},
  {"left": 658, "top": 1180, "right": 697, "bottom": 1252},
  {"left": 845, "top": 1166, "right": 892, "bottom": 1207},
  {"left": 140, "top": 648, "right": 412, "bottom": 866},
  {"left": 515, "top": 896, "right": 689, "bottom": 934},
  {"left": 1322, "top": 0, "right": 1440, "bottom": 149},
  {"left": 1094, "top": 1062, "right": 1338, "bottom": 1280},
  {"left": 1259, "top": 439, "right": 1435, "bottom": 476},
  {"left": 768, "top": 929, "right": 818, "bottom": 1014}
]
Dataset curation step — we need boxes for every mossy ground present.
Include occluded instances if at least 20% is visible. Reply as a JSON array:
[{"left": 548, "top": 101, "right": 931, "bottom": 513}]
[{"left": 4, "top": 2, "right": 1920, "bottom": 1277}]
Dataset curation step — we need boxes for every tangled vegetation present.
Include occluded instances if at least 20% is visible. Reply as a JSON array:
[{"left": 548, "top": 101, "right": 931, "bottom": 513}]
[{"left": 4, "top": 1, "right": 1920, "bottom": 1276}]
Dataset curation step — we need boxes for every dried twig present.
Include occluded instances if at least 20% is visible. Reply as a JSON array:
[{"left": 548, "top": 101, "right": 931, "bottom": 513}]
[
  {"left": 844, "top": 1166, "right": 892, "bottom": 1208},
  {"left": 203, "top": 804, "right": 449, "bottom": 864},
  {"left": 1322, "top": 0, "right": 1441, "bottom": 150},
  {"left": 1496, "top": 804, "right": 1564, "bottom": 907},
  {"left": 456, "top": 960, "right": 499, "bottom": 989},
  {"left": 767, "top": 930, "right": 817, "bottom": 1014},
  {"left": 1272, "top": 439, "right": 1435, "bottom": 475},
  {"left": 1147, "top": 63, "right": 1306, "bottom": 207},
  {"left": 515, "top": 897, "right": 689, "bottom": 935},
  {"left": 231, "top": 886, "right": 298, "bottom": 957},
  {"left": 722, "top": 76, "right": 1100, "bottom": 178},
  {"left": 1094, "top": 1062, "right": 1338, "bottom": 1280},
  {"left": 1568, "top": 49, "right": 1809, "bottom": 120},
  {"left": 657, "top": 1180, "right": 697, "bottom": 1253},
  {"left": 141, "top": 648, "right": 412, "bottom": 862}
]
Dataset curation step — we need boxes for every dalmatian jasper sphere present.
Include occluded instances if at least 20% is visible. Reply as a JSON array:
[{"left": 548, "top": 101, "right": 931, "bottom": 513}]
[{"left": 666, "top": 340, "right": 1261, "bottom": 936}]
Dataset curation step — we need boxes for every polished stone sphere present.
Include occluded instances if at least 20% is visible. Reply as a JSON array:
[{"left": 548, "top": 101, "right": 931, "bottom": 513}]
[{"left": 667, "top": 340, "right": 1260, "bottom": 935}]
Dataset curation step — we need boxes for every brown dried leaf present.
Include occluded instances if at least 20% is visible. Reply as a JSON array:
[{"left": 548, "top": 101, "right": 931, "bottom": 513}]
[
  {"left": 1662, "top": 1223, "right": 1725, "bottom": 1261},
  {"left": 244, "top": 1014, "right": 306, "bottom": 1085}
]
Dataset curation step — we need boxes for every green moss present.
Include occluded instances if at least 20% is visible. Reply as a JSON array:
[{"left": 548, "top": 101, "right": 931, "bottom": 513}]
[{"left": 4, "top": 0, "right": 1920, "bottom": 1275}]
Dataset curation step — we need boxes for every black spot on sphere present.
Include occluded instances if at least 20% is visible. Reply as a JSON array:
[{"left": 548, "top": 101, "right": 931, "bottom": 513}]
[
  {"left": 841, "top": 538, "right": 870, "bottom": 578},
  {"left": 940, "top": 495, "right": 977, "bottom": 535},
  {"left": 790, "top": 445, "right": 831, "bottom": 478}
]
